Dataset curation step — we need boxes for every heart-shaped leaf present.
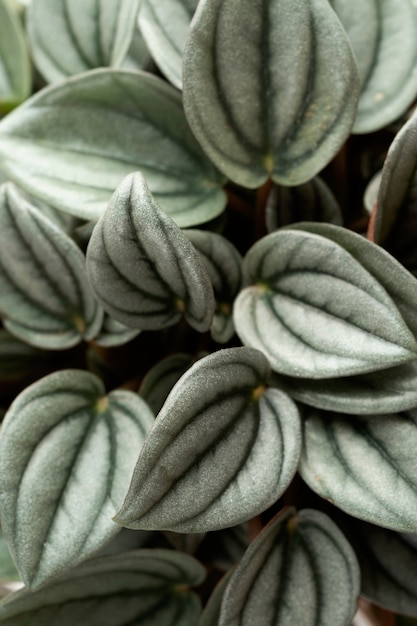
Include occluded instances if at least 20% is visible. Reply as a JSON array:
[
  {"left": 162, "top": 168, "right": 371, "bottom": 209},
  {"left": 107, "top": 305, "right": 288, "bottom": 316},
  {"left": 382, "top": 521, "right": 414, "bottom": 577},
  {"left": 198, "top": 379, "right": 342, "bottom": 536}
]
[
  {"left": 87, "top": 172, "right": 215, "bottom": 332},
  {"left": 139, "top": 353, "right": 195, "bottom": 416},
  {"left": 0, "top": 0, "right": 31, "bottom": 114},
  {"left": 0, "top": 549, "right": 205, "bottom": 625},
  {"left": 0, "top": 68, "right": 227, "bottom": 226},
  {"left": 218, "top": 508, "right": 359, "bottom": 626},
  {"left": 114, "top": 347, "right": 302, "bottom": 533},
  {"left": 0, "top": 183, "right": 102, "bottom": 350},
  {"left": 300, "top": 407, "right": 417, "bottom": 532},
  {"left": 234, "top": 225, "right": 417, "bottom": 379},
  {"left": 182, "top": 0, "right": 360, "bottom": 187},
  {"left": 0, "top": 369, "right": 154, "bottom": 588}
]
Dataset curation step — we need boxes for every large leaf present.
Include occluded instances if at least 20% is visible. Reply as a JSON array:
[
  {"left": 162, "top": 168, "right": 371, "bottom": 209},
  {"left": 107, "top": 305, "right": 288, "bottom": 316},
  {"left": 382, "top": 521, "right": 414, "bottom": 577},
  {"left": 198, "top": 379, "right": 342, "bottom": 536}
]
[
  {"left": 0, "top": 0, "right": 31, "bottom": 114},
  {"left": 0, "top": 549, "right": 205, "bottom": 625},
  {"left": 234, "top": 226, "right": 417, "bottom": 379},
  {"left": 28, "top": 0, "right": 141, "bottom": 83},
  {"left": 114, "top": 347, "right": 302, "bottom": 533},
  {"left": 182, "top": 0, "right": 360, "bottom": 188},
  {"left": 0, "top": 369, "right": 154, "bottom": 588},
  {"left": 0, "top": 68, "right": 227, "bottom": 226},
  {"left": 87, "top": 172, "right": 215, "bottom": 332},
  {"left": 218, "top": 508, "right": 359, "bottom": 626},
  {"left": 0, "top": 183, "right": 102, "bottom": 349},
  {"left": 300, "top": 407, "right": 417, "bottom": 532},
  {"left": 139, "top": 0, "right": 198, "bottom": 89}
]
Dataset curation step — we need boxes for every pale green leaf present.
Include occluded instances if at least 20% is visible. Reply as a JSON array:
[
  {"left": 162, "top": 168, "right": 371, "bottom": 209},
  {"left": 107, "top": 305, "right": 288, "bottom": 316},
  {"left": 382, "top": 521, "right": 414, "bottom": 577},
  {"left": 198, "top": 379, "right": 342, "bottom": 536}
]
[
  {"left": 0, "top": 369, "right": 154, "bottom": 588},
  {"left": 0, "top": 549, "right": 205, "bottom": 625},
  {"left": 0, "top": 68, "right": 227, "bottom": 226},
  {"left": 300, "top": 407, "right": 417, "bottom": 532},
  {"left": 0, "top": 530, "right": 19, "bottom": 583},
  {"left": 0, "top": 0, "right": 31, "bottom": 114},
  {"left": 139, "top": 353, "right": 195, "bottom": 415},
  {"left": 234, "top": 226, "right": 417, "bottom": 379},
  {"left": 219, "top": 508, "right": 359, "bottom": 626},
  {"left": 28, "top": 0, "right": 141, "bottom": 83},
  {"left": 87, "top": 172, "right": 215, "bottom": 332},
  {"left": 182, "top": 0, "right": 360, "bottom": 187},
  {"left": 0, "top": 183, "right": 102, "bottom": 350},
  {"left": 114, "top": 347, "right": 301, "bottom": 533}
]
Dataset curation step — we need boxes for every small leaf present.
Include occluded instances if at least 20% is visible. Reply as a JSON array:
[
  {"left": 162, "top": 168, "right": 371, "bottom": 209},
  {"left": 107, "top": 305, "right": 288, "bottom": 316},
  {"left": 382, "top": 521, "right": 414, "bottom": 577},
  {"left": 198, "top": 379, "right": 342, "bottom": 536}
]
[
  {"left": 92, "top": 314, "right": 141, "bottom": 348},
  {"left": 300, "top": 407, "right": 417, "bottom": 532},
  {"left": 182, "top": 0, "right": 360, "bottom": 187},
  {"left": 0, "top": 0, "right": 31, "bottom": 114},
  {"left": 0, "top": 68, "right": 227, "bottom": 226},
  {"left": 0, "top": 549, "right": 205, "bottom": 625},
  {"left": 0, "top": 369, "right": 154, "bottom": 588},
  {"left": 139, "top": 353, "right": 195, "bottom": 416},
  {"left": 139, "top": 0, "right": 198, "bottom": 89},
  {"left": 114, "top": 347, "right": 301, "bottom": 533},
  {"left": 28, "top": 0, "right": 141, "bottom": 83},
  {"left": 234, "top": 225, "right": 417, "bottom": 379},
  {"left": 87, "top": 172, "right": 215, "bottom": 332},
  {"left": 218, "top": 508, "right": 360, "bottom": 626},
  {"left": 0, "top": 183, "right": 102, "bottom": 349}
]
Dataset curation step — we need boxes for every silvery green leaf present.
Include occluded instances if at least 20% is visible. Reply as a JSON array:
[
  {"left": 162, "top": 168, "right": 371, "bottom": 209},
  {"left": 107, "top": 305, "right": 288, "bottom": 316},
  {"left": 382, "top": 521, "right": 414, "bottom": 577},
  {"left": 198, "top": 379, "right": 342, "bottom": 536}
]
[
  {"left": 87, "top": 173, "right": 215, "bottom": 332},
  {"left": 0, "top": 549, "right": 205, "bottom": 625},
  {"left": 0, "top": 369, "right": 154, "bottom": 588},
  {"left": 0, "top": 530, "right": 19, "bottom": 583},
  {"left": 218, "top": 508, "right": 360, "bottom": 626},
  {"left": 0, "top": 0, "right": 31, "bottom": 114},
  {"left": 364, "top": 170, "right": 381, "bottom": 215},
  {"left": 0, "top": 68, "right": 227, "bottom": 226},
  {"left": 114, "top": 347, "right": 302, "bottom": 533},
  {"left": 234, "top": 226, "right": 417, "bottom": 379},
  {"left": 186, "top": 230, "right": 242, "bottom": 343},
  {"left": 300, "top": 407, "right": 417, "bottom": 532},
  {"left": 182, "top": 0, "right": 360, "bottom": 187},
  {"left": 27, "top": 0, "right": 141, "bottom": 83},
  {"left": 122, "top": 23, "right": 151, "bottom": 70},
  {"left": 0, "top": 183, "right": 102, "bottom": 350},
  {"left": 139, "top": 353, "right": 195, "bottom": 415},
  {"left": 92, "top": 314, "right": 141, "bottom": 348},
  {"left": 139, "top": 0, "right": 197, "bottom": 89}
]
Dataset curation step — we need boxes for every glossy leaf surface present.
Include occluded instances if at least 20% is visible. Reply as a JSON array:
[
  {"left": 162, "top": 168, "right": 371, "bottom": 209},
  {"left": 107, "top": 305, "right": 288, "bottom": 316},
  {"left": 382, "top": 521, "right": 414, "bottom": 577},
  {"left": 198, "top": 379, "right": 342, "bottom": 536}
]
[
  {"left": 183, "top": 0, "right": 360, "bottom": 187},
  {"left": 300, "top": 408, "right": 417, "bottom": 532},
  {"left": 219, "top": 508, "right": 359, "bottom": 626},
  {"left": 0, "top": 0, "right": 31, "bottom": 113},
  {"left": 0, "top": 370, "right": 154, "bottom": 588},
  {"left": 28, "top": 0, "right": 141, "bottom": 83},
  {"left": 0, "top": 69, "right": 227, "bottom": 225},
  {"left": 0, "top": 549, "right": 205, "bottom": 625},
  {"left": 0, "top": 183, "right": 102, "bottom": 349},
  {"left": 87, "top": 173, "right": 215, "bottom": 332},
  {"left": 234, "top": 226, "right": 417, "bottom": 378},
  {"left": 115, "top": 347, "right": 301, "bottom": 532}
]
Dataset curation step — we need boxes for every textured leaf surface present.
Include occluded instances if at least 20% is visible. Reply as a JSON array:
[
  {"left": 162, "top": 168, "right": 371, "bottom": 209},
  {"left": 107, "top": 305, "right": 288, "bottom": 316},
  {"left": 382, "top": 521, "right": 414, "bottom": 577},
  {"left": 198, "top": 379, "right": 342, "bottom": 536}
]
[
  {"left": 0, "top": 549, "right": 205, "bottom": 625},
  {"left": 300, "top": 408, "right": 417, "bottom": 532},
  {"left": 183, "top": 0, "right": 360, "bottom": 187},
  {"left": 0, "top": 0, "right": 31, "bottom": 113},
  {"left": 234, "top": 226, "right": 417, "bottom": 378},
  {"left": 139, "top": 353, "right": 195, "bottom": 415},
  {"left": 139, "top": 0, "right": 197, "bottom": 89},
  {"left": 0, "top": 68, "right": 227, "bottom": 225},
  {"left": 0, "top": 370, "right": 154, "bottom": 588},
  {"left": 0, "top": 183, "right": 102, "bottom": 349},
  {"left": 115, "top": 347, "right": 301, "bottom": 532},
  {"left": 87, "top": 173, "right": 215, "bottom": 332},
  {"left": 28, "top": 0, "right": 140, "bottom": 83},
  {"left": 219, "top": 508, "right": 359, "bottom": 626}
]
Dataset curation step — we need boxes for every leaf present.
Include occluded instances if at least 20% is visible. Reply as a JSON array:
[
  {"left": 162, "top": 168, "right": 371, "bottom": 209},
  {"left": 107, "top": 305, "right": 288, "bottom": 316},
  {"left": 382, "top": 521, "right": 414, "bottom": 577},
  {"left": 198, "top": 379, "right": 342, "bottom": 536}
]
[
  {"left": 139, "top": 353, "right": 195, "bottom": 416},
  {"left": 92, "top": 314, "right": 141, "bottom": 348},
  {"left": 0, "top": 369, "right": 154, "bottom": 588},
  {"left": 87, "top": 172, "right": 215, "bottom": 332},
  {"left": 139, "top": 0, "right": 198, "bottom": 89},
  {"left": 0, "top": 68, "right": 227, "bottom": 226},
  {"left": 0, "top": 549, "right": 205, "bottom": 625},
  {"left": 0, "top": 530, "right": 19, "bottom": 583},
  {"left": 122, "top": 22, "right": 151, "bottom": 71},
  {"left": 234, "top": 225, "right": 417, "bottom": 379},
  {"left": 218, "top": 508, "right": 360, "bottom": 626},
  {"left": 27, "top": 0, "right": 141, "bottom": 83},
  {"left": 0, "top": 0, "right": 31, "bottom": 114},
  {"left": 182, "top": 0, "right": 360, "bottom": 188},
  {"left": 0, "top": 183, "right": 102, "bottom": 350},
  {"left": 114, "top": 347, "right": 302, "bottom": 533},
  {"left": 0, "top": 330, "right": 52, "bottom": 382},
  {"left": 199, "top": 569, "right": 234, "bottom": 626},
  {"left": 299, "top": 407, "right": 417, "bottom": 532}
]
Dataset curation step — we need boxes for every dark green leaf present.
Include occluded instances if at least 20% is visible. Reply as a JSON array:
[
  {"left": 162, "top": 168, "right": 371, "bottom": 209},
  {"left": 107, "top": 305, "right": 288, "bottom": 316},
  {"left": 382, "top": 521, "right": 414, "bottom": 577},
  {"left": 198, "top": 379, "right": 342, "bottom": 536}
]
[
  {"left": 0, "top": 0, "right": 31, "bottom": 114},
  {"left": 114, "top": 347, "right": 301, "bottom": 532},
  {"left": 122, "top": 23, "right": 151, "bottom": 71},
  {"left": 0, "top": 68, "right": 227, "bottom": 226},
  {"left": 87, "top": 172, "right": 215, "bottom": 332},
  {"left": 199, "top": 569, "right": 234, "bottom": 626},
  {"left": 0, "top": 369, "right": 154, "bottom": 588},
  {"left": 0, "top": 330, "right": 51, "bottom": 382},
  {"left": 139, "top": 353, "right": 195, "bottom": 415}
]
